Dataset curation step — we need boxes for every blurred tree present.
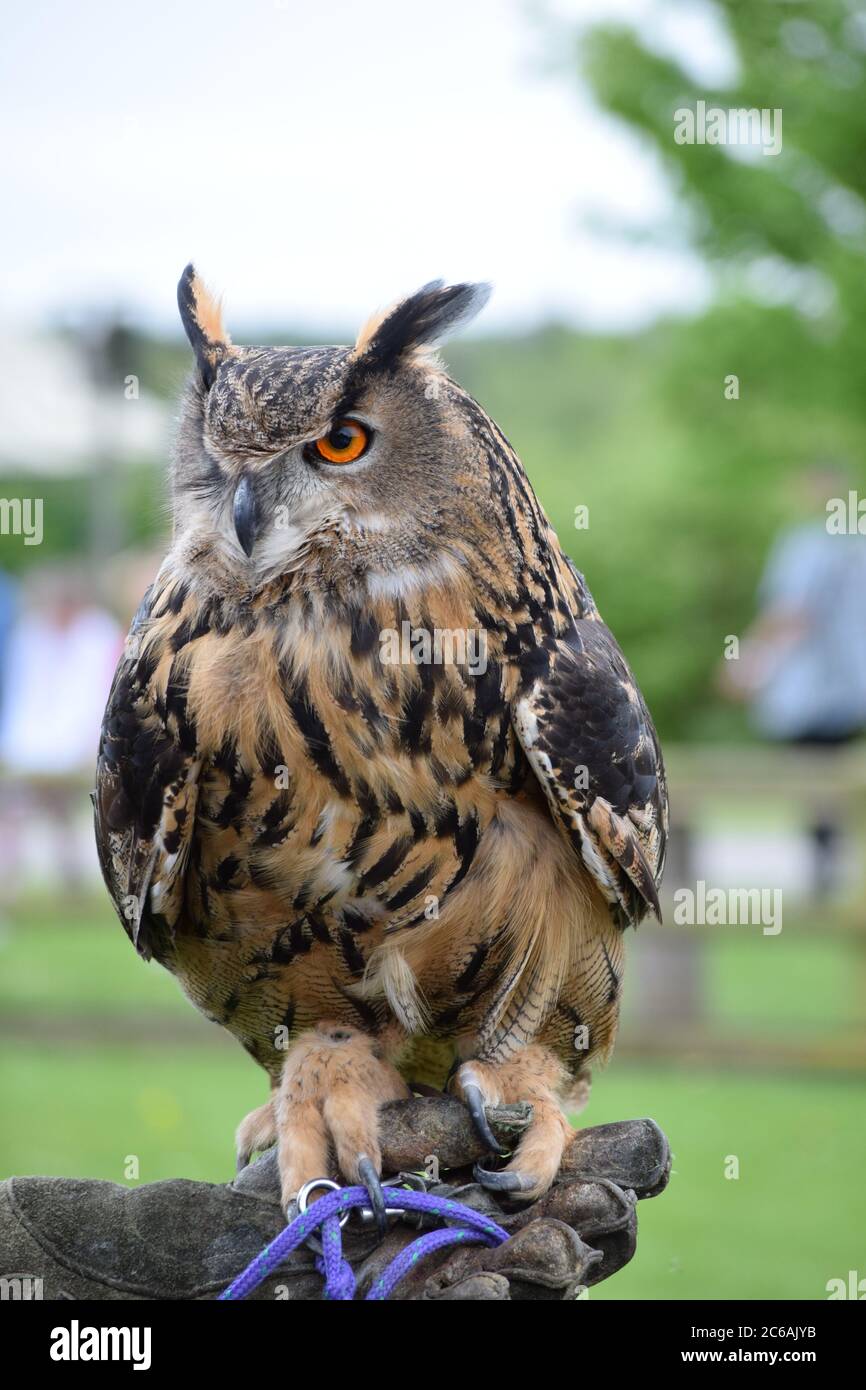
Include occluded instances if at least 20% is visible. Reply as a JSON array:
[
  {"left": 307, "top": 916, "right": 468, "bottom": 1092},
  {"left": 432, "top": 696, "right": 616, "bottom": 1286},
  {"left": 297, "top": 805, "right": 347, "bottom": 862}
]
[{"left": 565, "top": 0, "right": 866, "bottom": 740}]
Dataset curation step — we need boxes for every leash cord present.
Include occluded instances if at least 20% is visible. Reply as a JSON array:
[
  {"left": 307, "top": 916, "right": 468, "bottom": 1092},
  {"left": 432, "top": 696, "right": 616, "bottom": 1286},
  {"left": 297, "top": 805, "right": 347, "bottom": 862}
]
[{"left": 218, "top": 1184, "right": 509, "bottom": 1301}]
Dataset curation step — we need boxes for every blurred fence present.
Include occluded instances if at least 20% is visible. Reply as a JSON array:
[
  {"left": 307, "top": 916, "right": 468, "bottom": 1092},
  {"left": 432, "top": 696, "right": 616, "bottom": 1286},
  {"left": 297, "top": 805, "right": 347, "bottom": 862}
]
[{"left": 620, "top": 743, "right": 866, "bottom": 1073}]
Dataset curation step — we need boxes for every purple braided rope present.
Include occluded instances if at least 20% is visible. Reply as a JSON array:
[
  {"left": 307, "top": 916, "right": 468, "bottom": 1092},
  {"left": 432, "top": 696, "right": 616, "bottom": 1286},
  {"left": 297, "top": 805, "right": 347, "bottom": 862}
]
[
  {"left": 218, "top": 1185, "right": 349, "bottom": 1300},
  {"left": 218, "top": 1185, "right": 509, "bottom": 1302},
  {"left": 317, "top": 1215, "right": 355, "bottom": 1301},
  {"left": 365, "top": 1224, "right": 497, "bottom": 1300}
]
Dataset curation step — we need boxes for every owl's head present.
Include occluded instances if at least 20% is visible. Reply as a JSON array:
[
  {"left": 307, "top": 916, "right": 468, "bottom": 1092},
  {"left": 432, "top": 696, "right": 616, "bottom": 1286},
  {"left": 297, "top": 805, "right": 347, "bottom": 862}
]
[{"left": 173, "top": 265, "right": 492, "bottom": 594}]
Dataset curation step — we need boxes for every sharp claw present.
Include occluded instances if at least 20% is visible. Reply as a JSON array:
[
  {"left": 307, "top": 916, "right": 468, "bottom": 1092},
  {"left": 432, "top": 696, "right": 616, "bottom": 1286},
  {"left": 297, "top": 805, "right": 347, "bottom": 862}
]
[
  {"left": 357, "top": 1154, "right": 388, "bottom": 1239},
  {"left": 473, "top": 1163, "right": 537, "bottom": 1195},
  {"left": 236, "top": 1150, "right": 250, "bottom": 1174},
  {"left": 462, "top": 1082, "right": 510, "bottom": 1157}
]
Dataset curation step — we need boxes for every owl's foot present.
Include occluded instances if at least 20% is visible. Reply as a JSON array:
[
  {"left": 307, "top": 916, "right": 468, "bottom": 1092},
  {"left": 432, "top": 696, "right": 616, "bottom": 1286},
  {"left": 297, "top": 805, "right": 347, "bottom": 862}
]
[
  {"left": 235, "top": 1098, "right": 277, "bottom": 1173},
  {"left": 275, "top": 1022, "right": 410, "bottom": 1217},
  {"left": 453, "top": 1046, "right": 573, "bottom": 1201}
]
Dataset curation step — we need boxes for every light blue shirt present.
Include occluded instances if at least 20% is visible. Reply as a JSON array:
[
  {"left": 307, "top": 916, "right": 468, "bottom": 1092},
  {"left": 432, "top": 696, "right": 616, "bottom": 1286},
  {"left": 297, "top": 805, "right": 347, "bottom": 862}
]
[{"left": 754, "top": 522, "right": 866, "bottom": 739}]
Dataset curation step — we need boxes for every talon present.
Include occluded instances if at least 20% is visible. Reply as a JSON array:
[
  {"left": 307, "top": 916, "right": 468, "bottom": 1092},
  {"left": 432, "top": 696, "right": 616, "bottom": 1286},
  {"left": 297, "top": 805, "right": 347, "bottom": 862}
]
[
  {"left": 473, "top": 1163, "right": 537, "bottom": 1195},
  {"left": 463, "top": 1082, "right": 510, "bottom": 1157},
  {"left": 357, "top": 1154, "right": 388, "bottom": 1239},
  {"left": 236, "top": 1149, "right": 250, "bottom": 1174}
]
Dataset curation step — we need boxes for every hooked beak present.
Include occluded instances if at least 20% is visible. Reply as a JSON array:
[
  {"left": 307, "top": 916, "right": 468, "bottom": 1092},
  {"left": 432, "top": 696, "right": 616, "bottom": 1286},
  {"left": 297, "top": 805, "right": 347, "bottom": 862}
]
[{"left": 233, "top": 475, "right": 259, "bottom": 557}]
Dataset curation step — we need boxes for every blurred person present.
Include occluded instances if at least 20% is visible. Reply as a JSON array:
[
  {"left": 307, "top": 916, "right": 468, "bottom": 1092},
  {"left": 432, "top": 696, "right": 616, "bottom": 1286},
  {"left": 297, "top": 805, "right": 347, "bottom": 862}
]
[
  {"left": 0, "top": 569, "right": 19, "bottom": 718},
  {"left": 0, "top": 568, "right": 123, "bottom": 896},
  {"left": 720, "top": 465, "right": 866, "bottom": 897}
]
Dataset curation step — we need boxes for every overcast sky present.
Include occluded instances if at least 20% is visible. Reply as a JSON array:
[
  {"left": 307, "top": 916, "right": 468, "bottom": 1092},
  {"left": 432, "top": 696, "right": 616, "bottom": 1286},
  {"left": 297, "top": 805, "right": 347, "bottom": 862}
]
[{"left": 1, "top": 0, "right": 736, "bottom": 337}]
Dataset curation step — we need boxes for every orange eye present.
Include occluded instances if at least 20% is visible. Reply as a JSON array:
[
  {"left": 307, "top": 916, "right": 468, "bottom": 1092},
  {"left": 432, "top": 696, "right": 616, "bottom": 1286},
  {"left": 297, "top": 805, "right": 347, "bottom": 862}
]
[{"left": 313, "top": 418, "right": 370, "bottom": 464}]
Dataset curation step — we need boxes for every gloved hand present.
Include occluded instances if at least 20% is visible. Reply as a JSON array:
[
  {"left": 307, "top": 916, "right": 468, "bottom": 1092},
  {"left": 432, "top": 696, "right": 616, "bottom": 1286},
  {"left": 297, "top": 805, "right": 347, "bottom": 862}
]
[{"left": 0, "top": 1098, "right": 669, "bottom": 1301}]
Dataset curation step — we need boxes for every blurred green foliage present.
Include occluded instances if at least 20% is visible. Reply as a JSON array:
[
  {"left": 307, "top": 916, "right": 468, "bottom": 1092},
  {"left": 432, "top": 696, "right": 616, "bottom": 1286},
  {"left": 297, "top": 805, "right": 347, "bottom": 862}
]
[{"left": 572, "top": 0, "right": 866, "bottom": 739}]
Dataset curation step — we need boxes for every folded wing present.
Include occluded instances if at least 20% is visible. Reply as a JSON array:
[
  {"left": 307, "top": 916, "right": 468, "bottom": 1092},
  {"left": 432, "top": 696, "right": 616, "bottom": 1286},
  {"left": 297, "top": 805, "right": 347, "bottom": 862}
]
[
  {"left": 93, "top": 588, "right": 199, "bottom": 960},
  {"left": 514, "top": 617, "right": 668, "bottom": 927}
]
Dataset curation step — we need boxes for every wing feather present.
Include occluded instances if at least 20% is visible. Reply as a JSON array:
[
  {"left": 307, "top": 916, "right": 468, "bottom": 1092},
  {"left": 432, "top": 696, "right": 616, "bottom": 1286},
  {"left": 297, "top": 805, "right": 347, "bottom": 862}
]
[
  {"left": 514, "top": 617, "right": 668, "bottom": 927},
  {"left": 93, "top": 588, "right": 199, "bottom": 959}
]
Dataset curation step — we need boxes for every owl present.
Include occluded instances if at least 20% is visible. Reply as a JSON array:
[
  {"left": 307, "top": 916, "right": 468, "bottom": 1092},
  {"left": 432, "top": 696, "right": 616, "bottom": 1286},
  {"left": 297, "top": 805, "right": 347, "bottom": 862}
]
[{"left": 94, "top": 265, "right": 667, "bottom": 1216}]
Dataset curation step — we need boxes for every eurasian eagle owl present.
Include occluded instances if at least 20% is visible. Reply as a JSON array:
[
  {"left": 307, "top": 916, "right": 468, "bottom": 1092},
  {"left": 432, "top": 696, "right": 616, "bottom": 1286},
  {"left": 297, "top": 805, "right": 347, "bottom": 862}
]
[{"left": 94, "top": 265, "right": 667, "bottom": 1211}]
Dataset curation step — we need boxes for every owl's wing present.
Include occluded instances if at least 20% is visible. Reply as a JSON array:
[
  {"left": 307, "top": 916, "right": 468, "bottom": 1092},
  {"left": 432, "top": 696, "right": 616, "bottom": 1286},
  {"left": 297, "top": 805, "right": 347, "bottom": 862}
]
[
  {"left": 93, "top": 590, "right": 200, "bottom": 960},
  {"left": 513, "top": 617, "right": 668, "bottom": 927}
]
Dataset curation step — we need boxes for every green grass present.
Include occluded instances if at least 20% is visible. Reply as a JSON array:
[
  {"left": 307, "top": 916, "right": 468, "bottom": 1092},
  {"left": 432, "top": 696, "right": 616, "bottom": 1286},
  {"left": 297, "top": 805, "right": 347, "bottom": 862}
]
[
  {"left": 0, "top": 1043, "right": 255, "bottom": 1185},
  {"left": 587, "top": 1068, "right": 866, "bottom": 1301},
  {"left": 0, "top": 896, "right": 188, "bottom": 1018},
  {"left": 2, "top": 896, "right": 864, "bottom": 1299},
  {"left": 711, "top": 932, "right": 863, "bottom": 1033}
]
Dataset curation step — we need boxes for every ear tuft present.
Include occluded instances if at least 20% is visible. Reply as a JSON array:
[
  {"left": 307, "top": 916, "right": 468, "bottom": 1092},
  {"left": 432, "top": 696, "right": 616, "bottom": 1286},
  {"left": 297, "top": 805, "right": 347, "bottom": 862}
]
[
  {"left": 354, "top": 280, "right": 491, "bottom": 370},
  {"left": 177, "top": 263, "right": 231, "bottom": 389}
]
